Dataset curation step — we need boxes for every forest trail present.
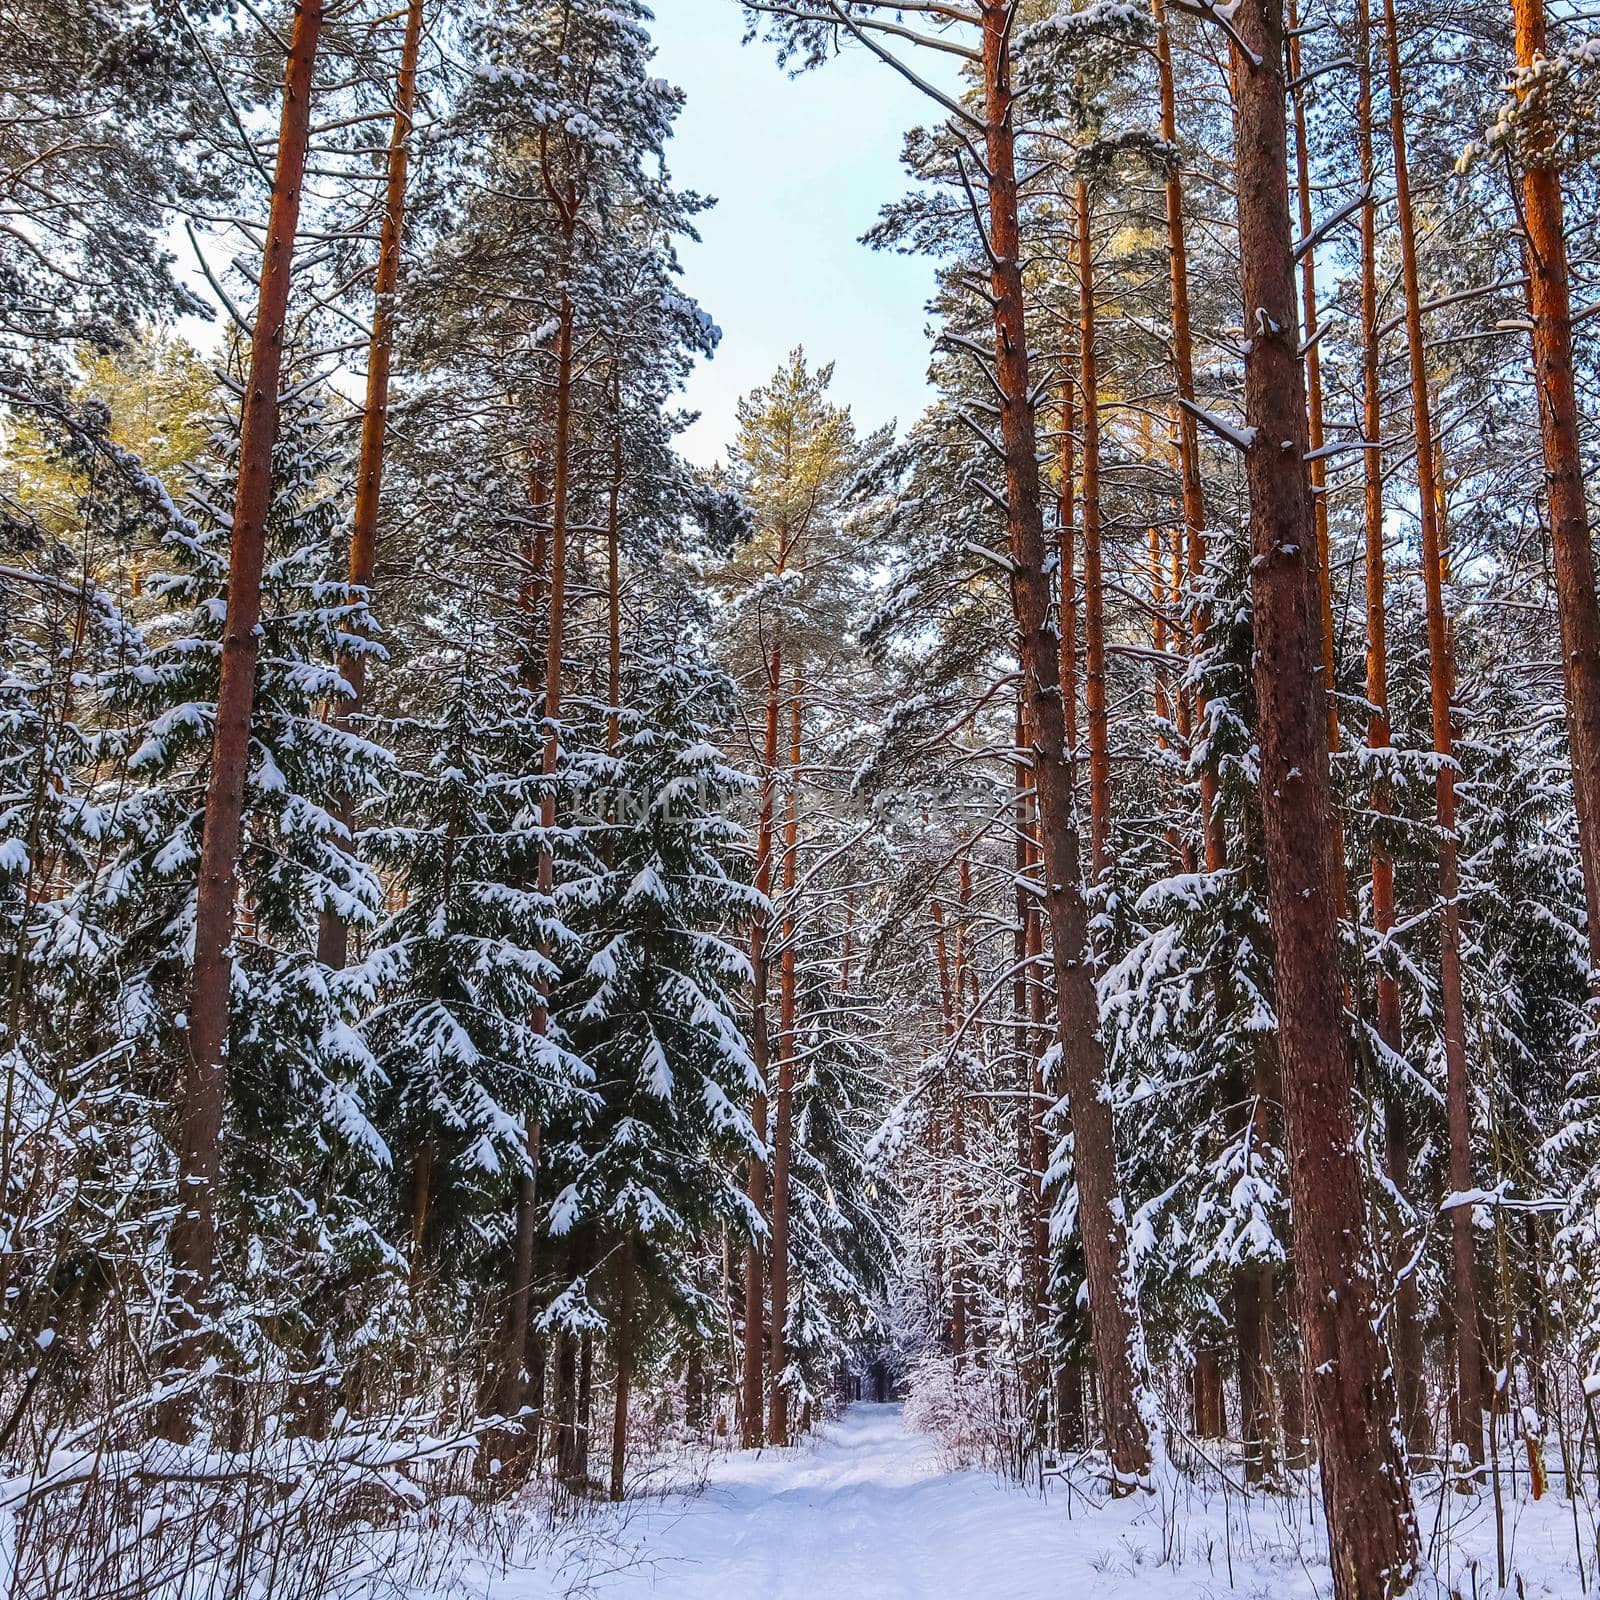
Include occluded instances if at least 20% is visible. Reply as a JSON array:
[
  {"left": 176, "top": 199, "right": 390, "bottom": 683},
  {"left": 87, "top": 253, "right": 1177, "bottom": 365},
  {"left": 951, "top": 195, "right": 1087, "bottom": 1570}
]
[{"left": 497, "top": 1404, "right": 1317, "bottom": 1600}]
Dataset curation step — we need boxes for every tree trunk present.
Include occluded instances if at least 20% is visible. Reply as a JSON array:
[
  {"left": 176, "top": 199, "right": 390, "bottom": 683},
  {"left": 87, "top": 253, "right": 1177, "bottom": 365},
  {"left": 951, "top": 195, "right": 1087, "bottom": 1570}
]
[
  {"left": 1077, "top": 176, "right": 1111, "bottom": 881},
  {"left": 493, "top": 1125, "right": 540, "bottom": 1419},
  {"left": 1380, "top": 0, "right": 1486, "bottom": 1462},
  {"left": 1236, "top": 1257, "right": 1276, "bottom": 1483},
  {"left": 1058, "top": 339, "right": 1078, "bottom": 758},
  {"left": 1355, "top": 0, "right": 1427, "bottom": 1455},
  {"left": 1228, "top": 0, "right": 1420, "bottom": 1586},
  {"left": 1153, "top": 0, "right": 1222, "bottom": 871},
  {"left": 1512, "top": 0, "right": 1600, "bottom": 978},
  {"left": 609, "top": 1236, "right": 634, "bottom": 1502},
  {"left": 1149, "top": 509, "right": 1181, "bottom": 863},
  {"left": 768, "top": 679, "right": 801, "bottom": 1446},
  {"left": 979, "top": 1, "right": 1151, "bottom": 1487},
  {"left": 577, "top": 1331, "right": 593, "bottom": 1482},
  {"left": 1287, "top": 0, "right": 1340, "bottom": 757},
  {"left": 317, "top": 0, "right": 423, "bottom": 971},
  {"left": 408, "top": 1139, "right": 433, "bottom": 1279},
  {"left": 743, "top": 640, "right": 782, "bottom": 1448},
  {"left": 1193, "top": 1348, "right": 1226, "bottom": 1439},
  {"left": 686, "top": 1342, "right": 707, "bottom": 1435},
  {"left": 607, "top": 365, "right": 624, "bottom": 753},
  {"left": 948, "top": 864, "right": 973, "bottom": 1371},
  {"left": 165, "top": 0, "right": 325, "bottom": 1437},
  {"left": 1169, "top": 528, "right": 1197, "bottom": 873},
  {"left": 1015, "top": 692, "right": 1049, "bottom": 1437},
  {"left": 498, "top": 288, "right": 574, "bottom": 1422},
  {"left": 553, "top": 1323, "right": 580, "bottom": 1486}
]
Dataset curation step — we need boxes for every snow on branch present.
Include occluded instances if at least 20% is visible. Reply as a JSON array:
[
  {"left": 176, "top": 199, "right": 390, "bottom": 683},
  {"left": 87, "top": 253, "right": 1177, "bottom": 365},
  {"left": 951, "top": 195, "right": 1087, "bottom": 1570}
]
[{"left": 1178, "top": 395, "right": 1257, "bottom": 452}]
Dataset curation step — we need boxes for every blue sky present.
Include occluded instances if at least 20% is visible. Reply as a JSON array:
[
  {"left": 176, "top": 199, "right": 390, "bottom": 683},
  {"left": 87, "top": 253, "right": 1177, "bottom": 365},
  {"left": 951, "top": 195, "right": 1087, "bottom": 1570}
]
[{"left": 649, "top": 1, "right": 944, "bottom": 464}]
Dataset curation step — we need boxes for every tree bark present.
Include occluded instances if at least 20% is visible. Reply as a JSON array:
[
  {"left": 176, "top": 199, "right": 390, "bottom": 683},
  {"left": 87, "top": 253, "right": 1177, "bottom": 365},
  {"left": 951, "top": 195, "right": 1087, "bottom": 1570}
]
[
  {"left": 1169, "top": 528, "right": 1197, "bottom": 873},
  {"left": 1287, "top": 0, "right": 1340, "bottom": 757},
  {"left": 1355, "top": 0, "right": 1427, "bottom": 1455},
  {"left": 1057, "top": 339, "right": 1078, "bottom": 759},
  {"left": 979, "top": 1, "right": 1151, "bottom": 1486},
  {"left": 1236, "top": 1256, "right": 1276, "bottom": 1483},
  {"left": 1228, "top": 0, "right": 1420, "bottom": 1586},
  {"left": 1381, "top": 0, "right": 1486, "bottom": 1462},
  {"left": 767, "top": 680, "right": 801, "bottom": 1445},
  {"left": 1512, "top": 0, "right": 1600, "bottom": 977},
  {"left": 1193, "top": 1348, "right": 1226, "bottom": 1439},
  {"left": 609, "top": 1235, "right": 634, "bottom": 1502},
  {"left": 1153, "top": 0, "right": 1222, "bottom": 871},
  {"left": 317, "top": 0, "right": 423, "bottom": 971},
  {"left": 576, "top": 1329, "right": 594, "bottom": 1483},
  {"left": 166, "top": 0, "right": 325, "bottom": 1432},
  {"left": 743, "top": 639, "right": 782, "bottom": 1448},
  {"left": 1077, "top": 176, "right": 1111, "bottom": 880},
  {"left": 497, "top": 288, "right": 574, "bottom": 1422},
  {"left": 495, "top": 1123, "right": 540, "bottom": 1418},
  {"left": 607, "top": 364, "right": 624, "bottom": 753},
  {"left": 948, "top": 861, "right": 973, "bottom": 1371}
]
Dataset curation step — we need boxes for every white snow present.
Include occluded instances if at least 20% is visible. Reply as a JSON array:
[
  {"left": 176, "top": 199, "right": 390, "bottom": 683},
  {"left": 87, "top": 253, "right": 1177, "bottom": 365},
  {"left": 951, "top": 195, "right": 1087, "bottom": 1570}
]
[
  {"left": 7, "top": 1406, "right": 1587, "bottom": 1598},
  {"left": 432, "top": 1405, "right": 1587, "bottom": 1598}
]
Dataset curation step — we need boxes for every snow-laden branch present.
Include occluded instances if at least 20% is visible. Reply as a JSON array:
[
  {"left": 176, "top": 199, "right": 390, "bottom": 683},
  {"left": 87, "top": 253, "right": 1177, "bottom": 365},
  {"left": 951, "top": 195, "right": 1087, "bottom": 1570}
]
[{"left": 1178, "top": 395, "right": 1257, "bottom": 452}]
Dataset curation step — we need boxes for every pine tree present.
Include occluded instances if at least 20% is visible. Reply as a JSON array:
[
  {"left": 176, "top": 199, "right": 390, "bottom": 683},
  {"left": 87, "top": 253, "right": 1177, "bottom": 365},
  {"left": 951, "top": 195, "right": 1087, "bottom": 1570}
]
[
  {"left": 553, "top": 652, "right": 765, "bottom": 1496},
  {"left": 87, "top": 378, "right": 391, "bottom": 1401}
]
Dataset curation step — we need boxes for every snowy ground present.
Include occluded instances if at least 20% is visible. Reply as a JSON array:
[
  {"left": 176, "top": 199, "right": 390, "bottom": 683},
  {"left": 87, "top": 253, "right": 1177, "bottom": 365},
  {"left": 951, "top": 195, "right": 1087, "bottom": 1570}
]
[{"left": 448, "top": 1404, "right": 1592, "bottom": 1599}]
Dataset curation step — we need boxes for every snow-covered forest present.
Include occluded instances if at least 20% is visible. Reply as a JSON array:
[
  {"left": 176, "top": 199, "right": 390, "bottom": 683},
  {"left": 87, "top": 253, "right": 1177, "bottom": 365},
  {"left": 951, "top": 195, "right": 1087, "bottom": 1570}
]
[{"left": 4, "top": 0, "right": 1600, "bottom": 1593}]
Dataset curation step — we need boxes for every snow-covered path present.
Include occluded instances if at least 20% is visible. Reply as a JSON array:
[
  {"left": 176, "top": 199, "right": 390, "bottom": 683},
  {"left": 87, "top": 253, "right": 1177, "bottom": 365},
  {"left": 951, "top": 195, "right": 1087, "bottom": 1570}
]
[
  {"left": 486, "top": 1403, "right": 1313, "bottom": 1599},
  {"left": 471, "top": 1404, "right": 1584, "bottom": 1599},
  {"left": 590, "top": 1404, "right": 1058, "bottom": 1599}
]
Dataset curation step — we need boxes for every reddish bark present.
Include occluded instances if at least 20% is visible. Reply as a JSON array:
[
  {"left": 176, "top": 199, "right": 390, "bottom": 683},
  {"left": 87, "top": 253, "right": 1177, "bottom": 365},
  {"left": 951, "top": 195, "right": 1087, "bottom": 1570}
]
[
  {"left": 317, "top": 0, "right": 424, "bottom": 971},
  {"left": 1077, "top": 176, "right": 1111, "bottom": 880},
  {"left": 1058, "top": 344, "right": 1078, "bottom": 758},
  {"left": 1512, "top": 0, "right": 1600, "bottom": 977},
  {"left": 1169, "top": 527, "right": 1197, "bottom": 874},
  {"left": 1193, "top": 1348, "right": 1227, "bottom": 1439},
  {"left": 1228, "top": 0, "right": 1420, "bottom": 1585},
  {"left": 1355, "top": 0, "right": 1427, "bottom": 1453},
  {"left": 1153, "top": 0, "right": 1222, "bottom": 871},
  {"left": 1149, "top": 508, "right": 1181, "bottom": 865},
  {"left": 168, "top": 0, "right": 325, "bottom": 1410},
  {"left": 979, "top": 2, "right": 1151, "bottom": 1485},
  {"left": 1382, "top": 0, "right": 1487, "bottom": 1460},
  {"left": 1287, "top": 0, "right": 1340, "bottom": 755}
]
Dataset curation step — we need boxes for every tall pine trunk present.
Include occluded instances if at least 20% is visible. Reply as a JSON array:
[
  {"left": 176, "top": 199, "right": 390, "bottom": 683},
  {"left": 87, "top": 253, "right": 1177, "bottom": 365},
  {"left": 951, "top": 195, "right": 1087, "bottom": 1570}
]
[
  {"left": 1057, "top": 341, "right": 1078, "bottom": 757},
  {"left": 767, "top": 681, "right": 801, "bottom": 1445},
  {"left": 742, "top": 640, "right": 781, "bottom": 1447},
  {"left": 317, "top": 0, "right": 423, "bottom": 971},
  {"left": 1381, "top": 0, "right": 1487, "bottom": 1461},
  {"left": 1228, "top": 0, "right": 1420, "bottom": 1585},
  {"left": 165, "top": 0, "right": 324, "bottom": 1434},
  {"left": 1511, "top": 0, "right": 1600, "bottom": 977},
  {"left": 1287, "top": 0, "right": 1340, "bottom": 758},
  {"left": 1077, "top": 176, "right": 1110, "bottom": 880},
  {"left": 1158, "top": 4, "right": 1227, "bottom": 1429},
  {"left": 1153, "top": 0, "right": 1222, "bottom": 871},
  {"left": 497, "top": 287, "right": 574, "bottom": 1421},
  {"left": 979, "top": 1, "right": 1151, "bottom": 1486},
  {"left": 1355, "top": 0, "right": 1427, "bottom": 1454}
]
